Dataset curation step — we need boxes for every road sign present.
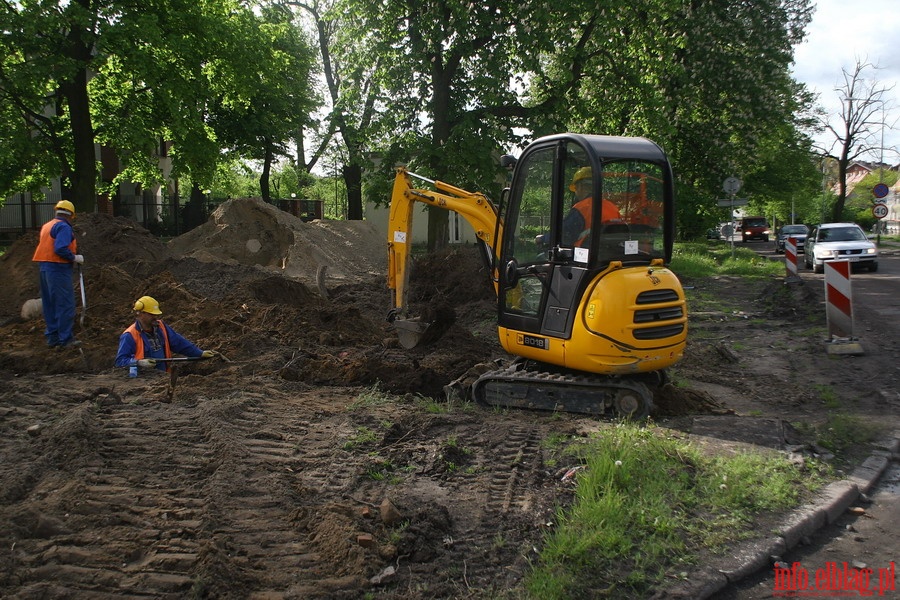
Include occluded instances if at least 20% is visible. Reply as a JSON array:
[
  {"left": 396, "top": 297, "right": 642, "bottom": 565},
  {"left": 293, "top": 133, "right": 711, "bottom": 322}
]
[
  {"left": 722, "top": 177, "right": 741, "bottom": 195},
  {"left": 872, "top": 204, "right": 888, "bottom": 219},
  {"left": 873, "top": 183, "right": 889, "bottom": 199},
  {"left": 716, "top": 198, "right": 748, "bottom": 207}
]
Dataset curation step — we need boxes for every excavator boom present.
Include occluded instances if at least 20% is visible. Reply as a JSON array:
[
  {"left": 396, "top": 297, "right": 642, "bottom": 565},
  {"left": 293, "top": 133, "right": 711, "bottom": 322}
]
[{"left": 386, "top": 167, "right": 501, "bottom": 347}]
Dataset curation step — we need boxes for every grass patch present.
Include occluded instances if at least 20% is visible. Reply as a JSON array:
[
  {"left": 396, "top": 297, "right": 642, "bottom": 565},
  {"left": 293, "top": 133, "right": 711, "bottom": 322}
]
[
  {"left": 348, "top": 382, "right": 395, "bottom": 409},
  {"left": 672, "top": 242, "right": 783, "bottom": 279},
  {"left": 791, "top": 387, "right": 881, "bottom": 455},
  {"left": 343, "top": 426, "right": 379, "bottom": 450},
  {"left": 815, "top": 413, "right": 878, "bottom": 454},
  {"left": 525, "top": 423, "right": 821, "bottom": 599}
]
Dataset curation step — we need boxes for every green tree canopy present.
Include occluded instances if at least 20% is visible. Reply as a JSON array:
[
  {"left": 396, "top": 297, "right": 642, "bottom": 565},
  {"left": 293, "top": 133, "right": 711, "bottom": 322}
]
[{"left": 1, "top": 0, "right": 319, "bottom": 211}]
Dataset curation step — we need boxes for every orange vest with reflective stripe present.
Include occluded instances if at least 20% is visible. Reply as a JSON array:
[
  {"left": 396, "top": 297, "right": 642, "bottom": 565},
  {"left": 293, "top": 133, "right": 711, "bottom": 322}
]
[
  {"left": 32, "top": 218, "right": 77, "bottom": 263},
  {"left": 125, "top": 322, "right": 173, "bottom": 366}
]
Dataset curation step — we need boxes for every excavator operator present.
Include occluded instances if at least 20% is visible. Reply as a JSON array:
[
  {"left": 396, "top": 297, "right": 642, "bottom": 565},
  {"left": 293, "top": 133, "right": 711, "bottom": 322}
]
[{"left": 562, "top": 167, "right": 622, "bottom": 247}]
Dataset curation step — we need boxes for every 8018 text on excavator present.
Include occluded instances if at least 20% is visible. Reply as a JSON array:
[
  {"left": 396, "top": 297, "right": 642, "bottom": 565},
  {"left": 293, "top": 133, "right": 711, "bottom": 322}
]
[{"left": 386, "top": 133, "right": 688, "bottom": 419}]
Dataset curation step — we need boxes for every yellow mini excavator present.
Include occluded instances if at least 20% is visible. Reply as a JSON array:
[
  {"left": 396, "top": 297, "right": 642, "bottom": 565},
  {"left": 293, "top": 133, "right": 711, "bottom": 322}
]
[{"left": 387, "top": 133, "right": 688, "bottom": 418}]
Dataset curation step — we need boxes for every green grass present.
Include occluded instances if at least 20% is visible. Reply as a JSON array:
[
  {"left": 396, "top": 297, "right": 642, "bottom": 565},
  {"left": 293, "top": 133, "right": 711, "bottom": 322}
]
[
  {"left": 671, "top": 241, "right": 783, "bottom": 278},
  {"left": 525, "top": 422, "right": 821, "bottom": 599},
  {"left": 348, "top": 382, "right": 395, "bottom": 409},
  {"left": 790, "top": 386, "right": 881, "bottom": 455},
  {"left": 342, "top": 426, "right": 379, "bottom": 450}
]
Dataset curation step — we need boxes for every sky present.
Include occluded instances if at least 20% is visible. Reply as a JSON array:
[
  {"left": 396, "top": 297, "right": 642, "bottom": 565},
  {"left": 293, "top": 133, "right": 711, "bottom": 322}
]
[{"left": 791, "top": 0, "right": 900, "bottom": 164}]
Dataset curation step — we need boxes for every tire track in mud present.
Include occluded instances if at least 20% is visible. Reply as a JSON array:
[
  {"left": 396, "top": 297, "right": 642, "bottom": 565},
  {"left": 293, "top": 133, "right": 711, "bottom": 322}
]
[
  {"left": 481, "top": 425, "right": 543, "bottom": 518},
  {"left": 2, "top": 388, "right": 209, "bottom": 598},
  {"left": 172, "top": 390, "right": 370, "bottom": 597},
  {"left": 0, "top": 385, "right": 367, "bottom": 598},
  {"left": 419, "top": 423, "right": 546, "bottom": 592}
]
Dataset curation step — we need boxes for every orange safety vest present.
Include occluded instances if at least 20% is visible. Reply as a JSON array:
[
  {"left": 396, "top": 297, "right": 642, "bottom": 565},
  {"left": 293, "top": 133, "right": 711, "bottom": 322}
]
[
  {"left": 571, "top": 197, "right": 622, "bottom": 246},
  {"left": 32, "top": 218, "right": 77, "bottom": 263},
  {"left": 125, "top": 322, "right": 173, "bottom": 366}
]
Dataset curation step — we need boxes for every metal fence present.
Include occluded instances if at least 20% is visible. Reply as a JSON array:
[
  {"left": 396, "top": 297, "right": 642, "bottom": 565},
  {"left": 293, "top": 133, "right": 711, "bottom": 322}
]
[{"left": 0, "top": 193, "right": 207, "bottom": 242}]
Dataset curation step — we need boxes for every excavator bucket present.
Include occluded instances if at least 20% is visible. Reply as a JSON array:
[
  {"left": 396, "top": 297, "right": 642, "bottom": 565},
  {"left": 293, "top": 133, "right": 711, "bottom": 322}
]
[
  {"left": 391, "top": 305, "right": 456, "bottom": 349},
  {"left": 393, "top": 318, "right": 432, "bottom": 349}
]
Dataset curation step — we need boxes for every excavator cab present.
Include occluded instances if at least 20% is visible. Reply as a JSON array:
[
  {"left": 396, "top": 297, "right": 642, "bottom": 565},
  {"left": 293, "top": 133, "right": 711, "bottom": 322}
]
[{"left": 387, "top": 133, "right": 687, "bottom": 417}]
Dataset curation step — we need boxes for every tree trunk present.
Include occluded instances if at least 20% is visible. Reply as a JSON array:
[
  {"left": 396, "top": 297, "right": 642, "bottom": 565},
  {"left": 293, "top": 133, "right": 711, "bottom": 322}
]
[
  {"left": 427, "top": 65, "right": 453, "bottom": 252},
  {"left": 183, "top": 183, "right": 207, "bottom": 231},
  {"left": 260, "top": 143, "right": 272, "bottom": 204},
  {"left": 343, "top": 162, "right": 363, "bottom": 220},
  {"left": 427, "top": 206, "right": 449, "bottom": 252},
  {"left": 833, "top": 149, "right": 850, "bottom": 222},
  {"left": 68, "top": 68, "right": 95, "bottom": 212}
]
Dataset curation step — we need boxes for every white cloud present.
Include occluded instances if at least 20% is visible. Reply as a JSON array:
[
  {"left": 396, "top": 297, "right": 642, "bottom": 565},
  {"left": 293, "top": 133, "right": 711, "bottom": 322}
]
[{"left": 791, "top": 0, "right": 900, "bottom": 162}]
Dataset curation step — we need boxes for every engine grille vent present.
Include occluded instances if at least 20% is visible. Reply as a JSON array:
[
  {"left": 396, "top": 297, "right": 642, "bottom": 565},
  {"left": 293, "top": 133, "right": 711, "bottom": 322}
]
[{"left": 636, "top": 289, "right": 679, "bottom": 304}]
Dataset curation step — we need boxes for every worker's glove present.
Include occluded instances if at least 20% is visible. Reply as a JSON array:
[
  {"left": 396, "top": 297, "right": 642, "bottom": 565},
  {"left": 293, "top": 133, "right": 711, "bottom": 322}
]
[
  {"left": 201, "top": 350, "right": 217, "bottom": 359},
  {"left": 137, "top": 359, "right": 157, "bottom": 368},
  {"left": 73, "top": 255, "right": 84, "bottom": 264}
]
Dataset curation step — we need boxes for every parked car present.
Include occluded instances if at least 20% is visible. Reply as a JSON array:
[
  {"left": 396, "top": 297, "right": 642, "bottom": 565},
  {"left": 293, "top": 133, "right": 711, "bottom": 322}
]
[
  {"left": 803, "top": 223, "right": 878, "bottom": 274},
  {"left": 774, "top": 224, "right": 809, "bottom": 254},
  {"left": 739, "top": 216, "right": 770, "bottom": 242}
]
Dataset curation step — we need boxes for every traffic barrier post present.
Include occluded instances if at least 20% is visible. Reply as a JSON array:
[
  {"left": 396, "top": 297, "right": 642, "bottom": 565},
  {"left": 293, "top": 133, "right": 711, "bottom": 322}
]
[
  {"left": 784, "top": 237, "right": 801, "bottom": 283},
  {"left": 823, "top": 260, "right": 863, "bottom": 355}
]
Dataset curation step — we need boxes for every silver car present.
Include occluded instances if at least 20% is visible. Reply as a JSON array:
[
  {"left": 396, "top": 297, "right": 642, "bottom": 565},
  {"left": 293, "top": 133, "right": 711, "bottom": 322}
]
[
  {"left": 803, "top": 223, "right": 878, "bottom": 274},
  {"left": 774, "top": 224, "right": 809, "bottom": 254}
]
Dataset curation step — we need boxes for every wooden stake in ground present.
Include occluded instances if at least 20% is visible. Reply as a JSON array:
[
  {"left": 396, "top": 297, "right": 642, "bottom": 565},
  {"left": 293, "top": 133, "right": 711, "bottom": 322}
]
[{"left": 165, "top": 366, "right": 178, "bottom": 403}]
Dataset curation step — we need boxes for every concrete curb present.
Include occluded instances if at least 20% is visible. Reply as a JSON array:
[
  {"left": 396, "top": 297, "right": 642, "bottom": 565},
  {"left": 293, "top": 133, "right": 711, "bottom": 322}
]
[{"left": 663, "top": 430, "right": 900, "bottom": 599}]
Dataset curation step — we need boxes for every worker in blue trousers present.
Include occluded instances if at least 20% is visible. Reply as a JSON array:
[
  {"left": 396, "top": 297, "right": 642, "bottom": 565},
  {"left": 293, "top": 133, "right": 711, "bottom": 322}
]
[{"left": 31, "top": 200, "right": 84, "bottom": 349}]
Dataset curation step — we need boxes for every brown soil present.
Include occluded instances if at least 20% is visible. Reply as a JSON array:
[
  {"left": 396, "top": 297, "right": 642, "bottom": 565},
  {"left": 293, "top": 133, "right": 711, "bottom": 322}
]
[{"left": 0, "top": 201, "right": 896, "bottom": 599}]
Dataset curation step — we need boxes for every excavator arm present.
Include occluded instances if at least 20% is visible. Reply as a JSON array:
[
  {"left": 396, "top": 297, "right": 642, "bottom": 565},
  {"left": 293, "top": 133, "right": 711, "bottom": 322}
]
[{"left": 387, "top": 166, "right": 502, "bottom": 347}]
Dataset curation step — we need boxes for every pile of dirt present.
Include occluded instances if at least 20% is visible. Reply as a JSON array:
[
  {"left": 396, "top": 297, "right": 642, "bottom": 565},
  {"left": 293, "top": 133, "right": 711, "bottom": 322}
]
[
  {"left": 167, "top": 198, "right": 387, "bottom": 284},
  {"left": 0, "top": 206, "right": 497, "bottom": 394}
]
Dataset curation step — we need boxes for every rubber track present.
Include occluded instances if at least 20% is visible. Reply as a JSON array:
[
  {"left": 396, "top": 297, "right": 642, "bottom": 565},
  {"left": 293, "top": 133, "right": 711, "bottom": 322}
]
[{"left": 473, "top": 362, "right": 654, "bottom": 416}]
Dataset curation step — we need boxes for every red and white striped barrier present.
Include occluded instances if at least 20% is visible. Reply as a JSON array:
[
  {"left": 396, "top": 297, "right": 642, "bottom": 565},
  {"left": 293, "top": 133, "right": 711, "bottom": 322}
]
[
  {"left": 824, "top": 260, "right": 853, "bottom": 339},
  {"left": 784, "top": 237, "right": 800, "bottom": 282}
]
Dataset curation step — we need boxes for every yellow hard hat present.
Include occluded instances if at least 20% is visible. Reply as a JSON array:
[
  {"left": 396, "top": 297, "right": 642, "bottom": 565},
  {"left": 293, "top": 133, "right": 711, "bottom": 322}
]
[
  {"left": 55, "top": 200, "right": 75, "bottom": 216},
  {"left": 133, "top": 296, "right": 162, "bottom": 315},
  {"left": 569, "top": 167, "right": 592, "bottom": 192}
]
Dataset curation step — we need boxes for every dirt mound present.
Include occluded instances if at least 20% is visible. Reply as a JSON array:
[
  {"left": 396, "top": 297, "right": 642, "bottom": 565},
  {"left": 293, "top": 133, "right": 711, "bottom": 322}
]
[
  {"left": 0, "top": 213, "right": 170, "bottom": 321},
  {"left": 167, "top": 197, "right": 386, "bottom": 284},
  {"left": 0, "top": 207, "right": 496, "bottom": 395}
]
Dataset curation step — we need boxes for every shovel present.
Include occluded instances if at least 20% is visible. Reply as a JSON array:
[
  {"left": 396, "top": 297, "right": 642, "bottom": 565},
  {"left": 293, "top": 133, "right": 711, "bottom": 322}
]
[
  {"left": 152, "top": 356, "right": 210, "bottom": 363},
  {"left": 78, "top": 265, "right": 86, "bottom": 327}
]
